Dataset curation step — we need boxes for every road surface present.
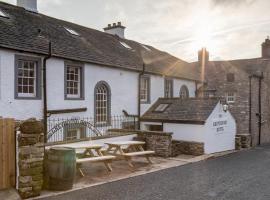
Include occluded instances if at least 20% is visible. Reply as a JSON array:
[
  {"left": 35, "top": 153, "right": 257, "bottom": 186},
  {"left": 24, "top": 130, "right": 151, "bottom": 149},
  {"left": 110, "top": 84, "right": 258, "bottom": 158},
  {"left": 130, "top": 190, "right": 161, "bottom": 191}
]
[{"left": 39, "top": 145, "right": 270, "bottom": 200}]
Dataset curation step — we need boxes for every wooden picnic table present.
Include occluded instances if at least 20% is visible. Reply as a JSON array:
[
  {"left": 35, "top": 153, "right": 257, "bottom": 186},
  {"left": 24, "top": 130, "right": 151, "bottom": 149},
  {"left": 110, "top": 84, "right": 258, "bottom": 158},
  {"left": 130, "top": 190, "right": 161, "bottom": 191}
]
[
  {"left": 66, "top": 144, "right": 115, "bottom": 177},
  {"left": 105, "top": 141, "right": 155, "bottom": 167}
]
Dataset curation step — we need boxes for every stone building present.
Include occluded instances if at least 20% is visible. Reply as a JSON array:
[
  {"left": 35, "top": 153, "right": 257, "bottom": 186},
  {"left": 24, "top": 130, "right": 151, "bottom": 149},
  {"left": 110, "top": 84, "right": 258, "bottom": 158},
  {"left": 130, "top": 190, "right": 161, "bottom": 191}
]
[{"left": 196, "top": 38, "right": 270, "bottom": 146}]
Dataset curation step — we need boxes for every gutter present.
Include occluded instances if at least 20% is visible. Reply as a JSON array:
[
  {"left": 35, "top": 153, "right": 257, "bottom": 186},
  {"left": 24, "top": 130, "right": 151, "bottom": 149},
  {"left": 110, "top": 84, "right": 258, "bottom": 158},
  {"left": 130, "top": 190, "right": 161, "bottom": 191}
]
[
  {"left": 137, "top": 63, "right": 145, "bottom": 130},
  {"left": 43, "top": 42, "right": 52, "bottom": 143}
]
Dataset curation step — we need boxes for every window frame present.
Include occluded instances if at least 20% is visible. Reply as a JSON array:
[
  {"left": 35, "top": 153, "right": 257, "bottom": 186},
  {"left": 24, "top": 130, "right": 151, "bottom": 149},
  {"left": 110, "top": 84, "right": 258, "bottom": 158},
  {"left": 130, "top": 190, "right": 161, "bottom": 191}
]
[
  {"left": 227, "top": 73, "right": 235, "bottom": 82},
  {"left": 94, "top": 81, "right": 111, "bottom": 126},
  {"left": 226, "top": 92, "right": 235, "bottom": 103},
  {"left": 140, "top": 75, "right": 151, "bottom": 104},
  {"left": 64, "top": 61, "right": 85, "bottom": 100},
  {"left": 179, "top": 85, "right": 189, "bottom": 99},
  {"left": 14, "top": 55, "right": 42, "bottom": 100},
  {"left": 164, "top": 78, "right": 173, "bottom": 98}
]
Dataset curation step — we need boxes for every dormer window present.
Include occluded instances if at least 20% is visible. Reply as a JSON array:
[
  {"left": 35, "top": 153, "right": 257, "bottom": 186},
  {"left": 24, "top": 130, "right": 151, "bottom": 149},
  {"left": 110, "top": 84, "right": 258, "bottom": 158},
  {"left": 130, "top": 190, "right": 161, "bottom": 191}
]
[
  {"left": 142, "top": 45, "right": 151, "bottom": 51},
  {"left": 64, "top": 27, "right": 80, "bottom": 36},
  {"left": 0, "top": 9, "right": 8, "bottom": 18},
  {"left": 120, "top": 41, "right": 132, "bottom": 49},
  {"left": 154, "top": 104, "right": 170, "bottom": 112}
]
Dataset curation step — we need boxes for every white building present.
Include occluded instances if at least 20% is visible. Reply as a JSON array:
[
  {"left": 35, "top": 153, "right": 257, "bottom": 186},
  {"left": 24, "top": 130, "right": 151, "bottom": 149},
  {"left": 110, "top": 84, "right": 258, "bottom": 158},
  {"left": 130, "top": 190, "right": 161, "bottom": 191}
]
[
  {"left": 141, "top": 98, "right": 236, "bottom": 154},
  {"left": 0, "top": 1, "right": 200, "bottom": 141}
]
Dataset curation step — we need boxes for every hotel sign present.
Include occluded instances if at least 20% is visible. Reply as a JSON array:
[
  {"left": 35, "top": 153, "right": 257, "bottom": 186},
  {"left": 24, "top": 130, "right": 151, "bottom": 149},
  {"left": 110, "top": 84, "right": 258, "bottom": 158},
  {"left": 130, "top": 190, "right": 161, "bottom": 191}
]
[{"left": 212, "top": 119, "right": 228, "bottom": 134}]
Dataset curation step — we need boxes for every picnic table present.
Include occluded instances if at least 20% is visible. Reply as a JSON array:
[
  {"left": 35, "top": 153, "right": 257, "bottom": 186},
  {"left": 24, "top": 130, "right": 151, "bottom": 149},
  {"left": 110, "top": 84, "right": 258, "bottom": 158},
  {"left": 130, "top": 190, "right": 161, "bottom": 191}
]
[
  {"left": 70, "top": 144, "right": 116, "bottom": 177},
  {"left": 105, "top": 141, "right": 155, "bottom": 167}
]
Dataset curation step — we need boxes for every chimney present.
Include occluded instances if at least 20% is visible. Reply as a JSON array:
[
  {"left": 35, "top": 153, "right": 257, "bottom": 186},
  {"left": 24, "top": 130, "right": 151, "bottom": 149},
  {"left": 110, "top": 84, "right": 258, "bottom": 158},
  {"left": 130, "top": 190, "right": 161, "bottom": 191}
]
[
  {"left": 262, "top": 36, "right": 270, "bottom": 58},
  {"left": 104, "top": 22, "right": 126, "bottom": 39},
  {"left": 198, "top": 48, "right": 209, "bottom": 65},
  {"left": 17, "top": 0, "right": 38, "bottom": 13},
  {"left": 198, "top": 48, "right": 209, "bottom": 82}
]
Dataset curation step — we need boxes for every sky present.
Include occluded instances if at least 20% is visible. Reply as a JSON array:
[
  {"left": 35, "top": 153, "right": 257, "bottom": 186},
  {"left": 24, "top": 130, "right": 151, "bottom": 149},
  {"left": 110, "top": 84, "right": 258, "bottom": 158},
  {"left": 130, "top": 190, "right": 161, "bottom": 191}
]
[{"left": 1, "top": 0, "right": 270, "bottom": 62}]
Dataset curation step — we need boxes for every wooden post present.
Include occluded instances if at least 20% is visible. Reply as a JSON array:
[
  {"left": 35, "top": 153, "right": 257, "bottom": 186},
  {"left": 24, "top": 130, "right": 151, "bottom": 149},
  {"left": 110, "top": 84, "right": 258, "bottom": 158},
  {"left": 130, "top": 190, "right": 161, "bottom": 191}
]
[{"left": 0, "top": 118, "right": 16, "bottom": 190}]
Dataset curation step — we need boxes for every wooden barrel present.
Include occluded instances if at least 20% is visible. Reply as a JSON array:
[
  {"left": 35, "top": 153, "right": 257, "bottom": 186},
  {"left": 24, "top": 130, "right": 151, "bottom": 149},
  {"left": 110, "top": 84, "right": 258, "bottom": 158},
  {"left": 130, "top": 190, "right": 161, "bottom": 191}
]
[{"left": 47, "top": 147, "right": 76, "bottom": 191}]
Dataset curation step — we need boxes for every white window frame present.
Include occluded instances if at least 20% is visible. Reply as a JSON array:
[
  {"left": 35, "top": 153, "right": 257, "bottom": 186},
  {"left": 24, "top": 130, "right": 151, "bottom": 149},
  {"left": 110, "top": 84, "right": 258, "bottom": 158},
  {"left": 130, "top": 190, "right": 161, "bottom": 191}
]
[
  {"left": 65, "top": 63, "right": 84, "bottom": 100},
  {"left": 140, "top": 76, "right": 150, "bottom": 103},
  {"left": 15, "top": 55, "right": 41, "bottom": 100},
  {"left": 226, "top": 92, "right": 235, "bottom": 103},
  {"left": 18, "top": 61, "right": 37, "bottom": 98},
  {"left": 165, "top": 78, "right": 173, "bottom": 98}
]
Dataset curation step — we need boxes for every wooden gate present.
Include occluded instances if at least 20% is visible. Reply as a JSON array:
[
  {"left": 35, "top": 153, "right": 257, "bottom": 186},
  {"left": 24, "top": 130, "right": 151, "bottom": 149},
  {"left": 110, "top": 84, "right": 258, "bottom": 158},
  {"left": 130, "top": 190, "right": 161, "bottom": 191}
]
[{"left": 0, "top": 118, "right": 16, "bottom": 189}]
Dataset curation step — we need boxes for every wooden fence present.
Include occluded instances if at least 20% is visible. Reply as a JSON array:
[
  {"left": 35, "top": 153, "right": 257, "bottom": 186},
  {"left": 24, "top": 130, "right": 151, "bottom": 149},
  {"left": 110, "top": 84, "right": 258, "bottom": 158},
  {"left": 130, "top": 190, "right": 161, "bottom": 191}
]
[{"left": 0, "top": 118, "right": 16, "bottom": 189}]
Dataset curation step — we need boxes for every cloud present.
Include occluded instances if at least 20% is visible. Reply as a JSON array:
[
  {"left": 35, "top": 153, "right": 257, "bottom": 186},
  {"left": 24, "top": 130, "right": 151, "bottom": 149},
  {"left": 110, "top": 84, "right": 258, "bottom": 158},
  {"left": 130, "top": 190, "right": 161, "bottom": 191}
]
[{"left": 0, "top": 0, "right": 270, "bottom": 62}]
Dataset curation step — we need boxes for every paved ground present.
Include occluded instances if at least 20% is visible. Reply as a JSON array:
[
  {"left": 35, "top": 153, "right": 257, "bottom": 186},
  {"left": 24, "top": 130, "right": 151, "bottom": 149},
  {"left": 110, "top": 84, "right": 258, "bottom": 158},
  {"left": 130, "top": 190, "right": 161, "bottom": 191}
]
[{"left": 38, "top": 146, "right": 270, "bottom": 200}]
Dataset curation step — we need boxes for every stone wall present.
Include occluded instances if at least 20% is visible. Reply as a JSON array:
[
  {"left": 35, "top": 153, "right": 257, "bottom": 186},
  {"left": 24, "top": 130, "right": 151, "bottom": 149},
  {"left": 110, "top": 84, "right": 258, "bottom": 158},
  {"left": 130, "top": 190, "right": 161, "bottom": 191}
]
[
  {"left": 18, "top": 119, "right": 44, "bottom": 199},
  {"left": 135, "top": 131, "right": 173, "bottom": 158},
  {"left": 236, "top": 134, "right": 251, "bottom": 149},
  {"left": 172, "top": 140, "right": 204, "bottom": 156}
]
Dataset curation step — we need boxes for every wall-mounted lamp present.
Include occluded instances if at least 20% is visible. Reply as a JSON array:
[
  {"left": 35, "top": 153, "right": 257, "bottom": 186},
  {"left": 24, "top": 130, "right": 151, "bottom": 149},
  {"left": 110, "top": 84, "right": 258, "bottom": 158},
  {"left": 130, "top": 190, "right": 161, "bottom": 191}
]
[{"left": 223, "top": 104, "right": 229, "bottom": 112}]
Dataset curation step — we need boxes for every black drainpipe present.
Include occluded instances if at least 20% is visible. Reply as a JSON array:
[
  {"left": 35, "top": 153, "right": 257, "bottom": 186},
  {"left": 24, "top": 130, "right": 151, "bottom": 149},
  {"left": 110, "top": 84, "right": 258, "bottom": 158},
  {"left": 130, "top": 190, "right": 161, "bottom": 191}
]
[
  {"left": 258, "top": 72, "right": 264, "bottom": 145},
  {"left": 249, "top": 75, "right": 252, "bottom": 145},
  {"left": 43, "top": 42, "right": 52, "bottom": 143},
  {"left": 137, "top": 63, "right": 145, "bottom": 130}
]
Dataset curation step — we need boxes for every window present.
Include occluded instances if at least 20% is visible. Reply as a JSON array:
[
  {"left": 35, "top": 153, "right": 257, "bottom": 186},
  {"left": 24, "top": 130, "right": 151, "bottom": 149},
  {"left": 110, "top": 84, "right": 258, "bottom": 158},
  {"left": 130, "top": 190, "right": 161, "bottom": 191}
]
[
  {"left": 95, "top": 81, "right": 111, "bottom": 125},
  {"left": 141, "top": 45, "right": 151, "bottom": 51},
  {"left": 65, "top": 62, "right": 84, "bottom": 100},
  {"left": 227, "top": 73, "right": 235, "bottom": 82},
  {"left": 148, "top": 125, "right": 163, "bottom": 131},
  {"left": 164, "top": 78, "right": 173, "bottom": 98},
  {"left": 64, "top": 27, "right": 80, "bottom": 36},
  {"left": 120, "top": 41, "right": 132, "bottom": 49},
  {"left": 154, "top": 104, "right": 170, "bottom": 112},
  {"left": 64, "top": 123, "right": 86, "bottom": 141},
  {"left": 140, "top": 76, "right": 150, "bottom": 103},
  {"left": 226, "top": 92, "right": 235, "bottom": 103},
  {"left": 15, "top": 55, "right": 41, "bottom": 99},
  {"left": 0, "top": 9, "right": 8, "bottom": 18},
  {"left": 179, "top": 85, "right": 189, "bottom": 99}
]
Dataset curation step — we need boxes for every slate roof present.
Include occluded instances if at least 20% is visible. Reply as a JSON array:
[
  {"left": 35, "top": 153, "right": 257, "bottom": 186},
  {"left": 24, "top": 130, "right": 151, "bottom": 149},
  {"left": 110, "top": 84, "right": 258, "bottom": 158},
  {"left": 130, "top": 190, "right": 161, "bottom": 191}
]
[
  {"left": 141, "top": 98, "right": 220, "bottom": 124},
  {"left": 0, "top": 2, "right": 200, "bottom": 81},
  {"left": 191, "top": 57, "right": 270, "bottom": 78}
]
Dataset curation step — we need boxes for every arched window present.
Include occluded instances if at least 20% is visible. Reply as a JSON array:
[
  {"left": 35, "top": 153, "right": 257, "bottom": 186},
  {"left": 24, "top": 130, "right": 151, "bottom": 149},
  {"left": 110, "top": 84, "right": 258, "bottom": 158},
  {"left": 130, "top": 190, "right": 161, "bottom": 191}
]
[
  {"left": 179, "top": 85, "right": 189, "bottom": 99},
  {"left": 94, "top": 81, "right": 111, "bottom": 125}
]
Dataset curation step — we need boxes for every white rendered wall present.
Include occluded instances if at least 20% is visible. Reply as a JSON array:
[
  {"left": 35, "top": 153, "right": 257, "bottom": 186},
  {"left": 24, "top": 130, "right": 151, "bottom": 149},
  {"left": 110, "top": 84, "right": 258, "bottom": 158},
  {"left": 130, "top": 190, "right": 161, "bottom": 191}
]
[
  {"left": 163, "top": 103, "right": 236, "bottom": 154},
  {"left": 163, "top": 123, "right": 205, "bottom": 142},
  {"left": 0, "top": 50, "right": 43, "bottom": 119},
  {"left": 0, "top": 50, "right": 138, "bottom": 120},
  {"left": 204, "top": 103, "right": 236, "bottom": 154},
  {"left": 46, "top": 58, "right": 138, "bottom": 119},
  {"left": 140, "top": 75, "right": 196, "bottom": 115}
]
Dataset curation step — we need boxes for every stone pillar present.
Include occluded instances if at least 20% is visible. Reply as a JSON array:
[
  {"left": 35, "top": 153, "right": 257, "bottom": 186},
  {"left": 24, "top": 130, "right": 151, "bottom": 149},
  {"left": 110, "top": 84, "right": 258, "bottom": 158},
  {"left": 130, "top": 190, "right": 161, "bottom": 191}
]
[
  {"left": 18, "top": 119, "right": 44, "bottom": 199},
  {"left": 136, "top": 131, "right": 173, "bottom": 158},
  {"left": 237, "top": 134, "right": 251, "bottom": 149}
]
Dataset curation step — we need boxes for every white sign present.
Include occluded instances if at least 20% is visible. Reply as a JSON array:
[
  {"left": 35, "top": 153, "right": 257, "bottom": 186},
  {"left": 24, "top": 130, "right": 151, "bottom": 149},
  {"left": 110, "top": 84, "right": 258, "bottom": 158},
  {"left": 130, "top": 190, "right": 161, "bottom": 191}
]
[{"left": 212, "top": 118, "right": 228, "bottom": 134}]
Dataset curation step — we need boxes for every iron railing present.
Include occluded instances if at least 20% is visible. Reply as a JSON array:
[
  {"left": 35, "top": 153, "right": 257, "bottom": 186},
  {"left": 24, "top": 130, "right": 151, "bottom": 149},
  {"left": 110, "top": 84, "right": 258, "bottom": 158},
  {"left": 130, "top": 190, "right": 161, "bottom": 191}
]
[{"left": 46, "top": 115, "right": 138, "bottom": 144}]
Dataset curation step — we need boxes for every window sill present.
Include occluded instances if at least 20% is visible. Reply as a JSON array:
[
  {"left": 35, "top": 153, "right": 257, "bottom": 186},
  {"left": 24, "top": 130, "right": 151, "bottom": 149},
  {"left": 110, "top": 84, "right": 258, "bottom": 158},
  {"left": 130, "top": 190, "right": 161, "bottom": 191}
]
[
  {"left": 65, "top": 97, "right": 85, "bottom": 101},
  {"left": 15, "top": 96, "right": 41, "bottom": 100}
]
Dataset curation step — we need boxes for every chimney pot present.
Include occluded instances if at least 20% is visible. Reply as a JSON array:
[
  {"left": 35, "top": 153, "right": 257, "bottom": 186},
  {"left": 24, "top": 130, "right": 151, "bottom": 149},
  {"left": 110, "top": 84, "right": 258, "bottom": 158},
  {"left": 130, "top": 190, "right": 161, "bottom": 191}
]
[
  {"left": 17, "top": 0, "right": 38, "bottom": 12},
  {"left": 103, "top": 22, "right": 126, "bottom": 39},
  {"left": 262, "top": 37, "right": 270, "bottom": 58}
]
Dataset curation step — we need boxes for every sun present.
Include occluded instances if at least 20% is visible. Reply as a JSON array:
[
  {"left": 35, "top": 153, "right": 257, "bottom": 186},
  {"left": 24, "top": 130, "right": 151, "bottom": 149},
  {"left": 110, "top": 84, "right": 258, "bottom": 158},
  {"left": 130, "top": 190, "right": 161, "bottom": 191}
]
[{"left": 190, "top": 11, "right": 217, "bottom": 54}]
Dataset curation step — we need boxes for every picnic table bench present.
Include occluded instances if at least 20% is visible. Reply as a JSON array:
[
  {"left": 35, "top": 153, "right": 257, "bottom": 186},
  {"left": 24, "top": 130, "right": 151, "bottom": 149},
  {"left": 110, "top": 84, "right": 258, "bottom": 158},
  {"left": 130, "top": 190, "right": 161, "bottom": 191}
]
[
  {"left": 105, "top": 141, "right": 155, "bottom": 167},
  {"left": 71, "top": 144, "right": 116, "bottom": 177}
]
